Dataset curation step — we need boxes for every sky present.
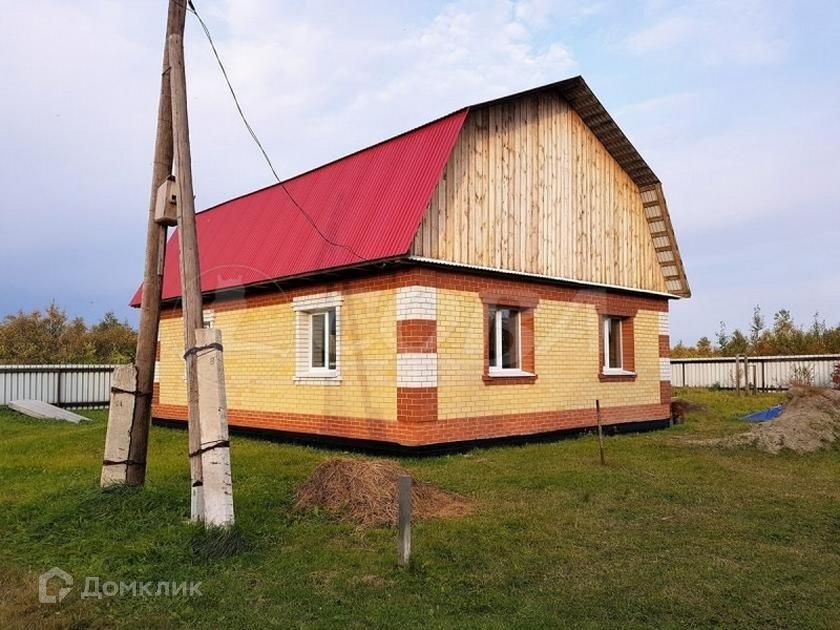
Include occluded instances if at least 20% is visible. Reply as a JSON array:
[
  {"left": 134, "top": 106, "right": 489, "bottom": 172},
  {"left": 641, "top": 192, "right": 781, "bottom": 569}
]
[{"left": 0, "top": 0, "right": 838, "bottom": 344}]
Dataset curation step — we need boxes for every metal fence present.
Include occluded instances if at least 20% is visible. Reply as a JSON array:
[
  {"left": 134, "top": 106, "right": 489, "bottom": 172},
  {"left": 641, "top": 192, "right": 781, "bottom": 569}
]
[
  {"left": 670, "top": 354, "right": 840, "bottom": 390},
  {"left": 0, "top": 364, "right": 121, "bottom": 409}
]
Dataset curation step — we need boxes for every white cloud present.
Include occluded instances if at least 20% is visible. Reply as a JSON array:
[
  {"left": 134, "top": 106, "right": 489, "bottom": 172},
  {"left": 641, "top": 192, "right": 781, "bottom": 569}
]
[
  {"left": 0, "top": 0, "right": 577, "bottom": 317},
  {"left": 182, "top": 0, "right": 576, "bottom": 205},
  {"left": 622, "top": 1, "right": 788, "bottom": 65}
]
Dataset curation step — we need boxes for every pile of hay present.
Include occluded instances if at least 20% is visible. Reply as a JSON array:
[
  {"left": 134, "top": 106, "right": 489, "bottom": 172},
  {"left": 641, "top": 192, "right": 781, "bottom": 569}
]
[
  {"left": 721, "top": 387, "right": 840, "bottom": 454},
  {"left": 293, "top": 458, "right": 473, "bottom": 527}
]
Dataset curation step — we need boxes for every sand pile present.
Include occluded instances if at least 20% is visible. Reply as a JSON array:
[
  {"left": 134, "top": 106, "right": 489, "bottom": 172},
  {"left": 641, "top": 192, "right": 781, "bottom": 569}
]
[
  {"left": 293, "top": 458, "right": 473, "bottom": 527},
  {"left": 721, "top": 387, "right": 840, "bottom": 454}
]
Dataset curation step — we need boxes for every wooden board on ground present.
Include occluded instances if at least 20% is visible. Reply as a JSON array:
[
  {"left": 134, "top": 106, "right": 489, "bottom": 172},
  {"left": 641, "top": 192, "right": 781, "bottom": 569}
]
[{"left": 8, "top": 400, "right": 88, "bottom": 424}]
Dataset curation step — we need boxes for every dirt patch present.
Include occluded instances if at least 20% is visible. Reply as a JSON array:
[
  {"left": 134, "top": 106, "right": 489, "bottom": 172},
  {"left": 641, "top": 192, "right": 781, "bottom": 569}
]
[
  {"left": 671, "top": 398, "right": 708, "bottom": 419},
  {"left": 293, "top": 458, "right": 473, "bottom": 527},
  {"left": 716, "top": 387, "right": 840, "bottom": 454}
]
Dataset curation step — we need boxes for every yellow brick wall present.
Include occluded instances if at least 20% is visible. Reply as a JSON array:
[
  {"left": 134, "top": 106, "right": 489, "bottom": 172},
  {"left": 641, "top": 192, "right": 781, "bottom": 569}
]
[
  {"left": 436, "top": 289, "right": 661, "bottom": 420},
  {"left": 158, "top": 289, "right": 397, "bottom": 420}
]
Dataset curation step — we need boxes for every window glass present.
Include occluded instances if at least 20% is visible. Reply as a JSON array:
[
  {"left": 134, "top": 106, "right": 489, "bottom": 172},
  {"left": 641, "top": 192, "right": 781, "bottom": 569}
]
[
  {"left": 606, "top": 317, "right": 622, "bottom": 369},
  {"left": 488, "top": 307, "right": 497, "bottom": 365},
  {"left": 311, "top": 311, "right": 326, "bottom": 368},
  {"left": 489, "top": 306, "right": 521, "bottom": 370},
  {"left": 500, "top": 309, "right": 520, "bottom": 369}
]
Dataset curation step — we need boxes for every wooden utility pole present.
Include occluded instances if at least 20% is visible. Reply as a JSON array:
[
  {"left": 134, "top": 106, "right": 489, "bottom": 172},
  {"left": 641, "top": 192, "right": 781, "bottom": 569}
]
[
  {"left": 168, "top": 25, "right": 206, "bottom": 521},
  {"left": 102, "top": 0, "right": 234, "bottom": 527},
  {"left": 102, "top": 0, "right": 185, "bottom": 487}
]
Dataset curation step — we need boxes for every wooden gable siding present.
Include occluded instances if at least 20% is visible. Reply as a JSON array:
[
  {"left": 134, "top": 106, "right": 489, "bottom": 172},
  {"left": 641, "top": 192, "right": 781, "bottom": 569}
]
[{"left": 411, "top": 93, "right": 669, "bottom": 294}]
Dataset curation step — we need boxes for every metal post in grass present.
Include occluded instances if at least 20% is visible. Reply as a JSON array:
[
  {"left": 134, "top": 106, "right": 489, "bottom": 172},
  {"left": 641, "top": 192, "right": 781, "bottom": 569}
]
[
  {"left": 735, "top": 355, "right": 742, "bottom": 396},
  {"left": 398, "top": 475, "right": 412, "bottom": 567},
  {"left": 595, "top": 400, "right": 606, "bottom": 466}
]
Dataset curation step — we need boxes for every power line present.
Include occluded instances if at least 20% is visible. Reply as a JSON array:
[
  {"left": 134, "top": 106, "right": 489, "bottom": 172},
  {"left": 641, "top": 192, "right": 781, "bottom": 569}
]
[{"left": 186, "top": 1, "right": 365, "bottom": 261}]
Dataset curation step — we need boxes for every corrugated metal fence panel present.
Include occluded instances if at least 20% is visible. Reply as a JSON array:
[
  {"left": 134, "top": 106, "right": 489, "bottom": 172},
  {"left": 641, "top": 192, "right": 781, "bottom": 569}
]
[
  {"left": 0, "top": 364, "right": 121, "bottom": 409},
  {"left": 671, "top": 355, "right": 840, "bottom": 390}
]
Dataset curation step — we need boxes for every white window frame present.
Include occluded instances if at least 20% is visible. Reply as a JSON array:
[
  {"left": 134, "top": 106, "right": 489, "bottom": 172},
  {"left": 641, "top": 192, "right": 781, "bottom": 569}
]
[
  {"left": 602, "top": 316, "right": 629, "bottom": 374},
  {"left": 488, "top": 306, "right": 530, "bottom": 376},
  {"left": 293, "top": 292, "right": 342, "bottom": 384},
  {"left": 307, "top": 309, "right": 336, "bottom": 374}
]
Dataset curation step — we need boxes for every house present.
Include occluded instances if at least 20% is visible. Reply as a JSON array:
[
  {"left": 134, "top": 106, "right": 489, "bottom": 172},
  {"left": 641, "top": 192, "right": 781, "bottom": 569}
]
[{"left": 133, "top": 76, "right": 689, "bottom": 449}]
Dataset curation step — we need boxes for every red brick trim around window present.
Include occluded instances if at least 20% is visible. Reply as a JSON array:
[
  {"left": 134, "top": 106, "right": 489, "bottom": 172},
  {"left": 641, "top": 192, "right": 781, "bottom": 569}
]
[
  {"left": 481, "top": 300, "right": 537, "bottom": 385},
  {"left": 597, "top": 313, "right": 637, "bottom": 382}
]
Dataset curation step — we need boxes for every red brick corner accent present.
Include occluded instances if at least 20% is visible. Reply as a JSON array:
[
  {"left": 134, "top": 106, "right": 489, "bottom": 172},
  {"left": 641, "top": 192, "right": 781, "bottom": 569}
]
[
  {"left": 397, "top": 387, "right": 437, "bottom": 423},
  {"left": 396, "top": 319, "right": 437, "bottom": 353},
  {"left": 659, "top": 335, "right": 670, "bottom": 358},
  {"left": 660, "top": 381, "right": 672, "bottom": 405}
]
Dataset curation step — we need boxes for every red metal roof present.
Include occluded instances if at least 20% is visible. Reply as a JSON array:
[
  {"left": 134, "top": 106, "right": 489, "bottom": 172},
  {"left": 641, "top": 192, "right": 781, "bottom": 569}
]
[{"left": 130, "top": 109, "right": 467, "bottom": 306}]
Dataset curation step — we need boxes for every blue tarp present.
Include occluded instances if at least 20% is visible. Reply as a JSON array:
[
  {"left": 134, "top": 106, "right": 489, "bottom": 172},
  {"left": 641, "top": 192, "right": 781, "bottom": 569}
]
[{"left": 743, "top": 405, "right": 784, "bottom": 422}]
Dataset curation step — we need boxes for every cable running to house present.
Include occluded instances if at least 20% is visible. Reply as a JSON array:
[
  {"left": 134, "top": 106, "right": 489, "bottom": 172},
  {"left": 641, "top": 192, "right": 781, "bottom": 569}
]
[{"left": 186, "top": 1, "right": 365, "bottom": 261}]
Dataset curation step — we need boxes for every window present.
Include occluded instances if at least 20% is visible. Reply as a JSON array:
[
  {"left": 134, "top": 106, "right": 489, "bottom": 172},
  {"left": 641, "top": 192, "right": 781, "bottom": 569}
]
[
  {"left": 293, "top": 291, "right": 342, "bottom": 383},
  {"left": 603, "top": 316, "right": 623, "bottom": 371},
  {"left": 488, "top": 306, "right": 521, "bottom": 371},
  {"left": 309, "top": 308, "right": 336, "bottom": 371},
  {"left": 480, "top": 292, "right": 538, "bottom": 384}
]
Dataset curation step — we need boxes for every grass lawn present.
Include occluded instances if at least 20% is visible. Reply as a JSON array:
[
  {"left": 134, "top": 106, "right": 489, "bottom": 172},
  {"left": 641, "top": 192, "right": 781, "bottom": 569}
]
[{"left": 1, "top": 389, "right": 838, "bottom": 628}]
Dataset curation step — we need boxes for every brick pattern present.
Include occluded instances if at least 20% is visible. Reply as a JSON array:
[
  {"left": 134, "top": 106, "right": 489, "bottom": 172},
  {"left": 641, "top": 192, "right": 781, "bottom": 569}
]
[
  {"left": 657, "top": 311, "right": 672, "bottom": 405},
  {"left": 396, "top": 387, "right": 437, "bottom": 423},
  {"left": 436, "top": 287, "right": 664, "bottom": 422},
  {"left": 157, "top": 266, "right": 668, "bottom": 321},
  {"left": 660, "top": 381, "right": 672, "bottom": 405},
  {"left": 396, "top": 353, "right": 438, "bottom": 387},
  {"left": 157, "top": 288, "right": 397, "bottom": 420},
  {"left": 396, "top": 319, "right": 436, "bottom": 353},
  {"left": 395, "top": 285, "right": 439, "bottom": 422},
  {"left": 396, "top": 285, "right": 437, "bottom": 320},
  {"left": 156, "top": 264, "right": 671, "bottom": 445},
  {"left": 659, "top": 358, "right": 672, "bottom": 382},
  {"left": 153, "top": 400, "right": 670, "bottom": 446}
]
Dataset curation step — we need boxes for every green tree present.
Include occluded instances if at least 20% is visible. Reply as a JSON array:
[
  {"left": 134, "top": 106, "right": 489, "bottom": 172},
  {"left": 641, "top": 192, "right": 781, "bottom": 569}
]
[
  {"left": 749, "top": 306, "right": 765, "bottom": 347},
  {"left": 0, "top": 305, "right": 136, "bottom": 364},
  {"left": 87, "top": 312, "right": 137, "bottom": 363},
  {"left": 696, "top": 336, "right": 713, "bottom": 356}
]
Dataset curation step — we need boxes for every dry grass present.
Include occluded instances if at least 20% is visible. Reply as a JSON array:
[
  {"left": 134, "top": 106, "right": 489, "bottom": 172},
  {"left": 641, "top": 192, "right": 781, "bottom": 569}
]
[{"left": 293, "top": 458, "right": 473, "bottom": 527}]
